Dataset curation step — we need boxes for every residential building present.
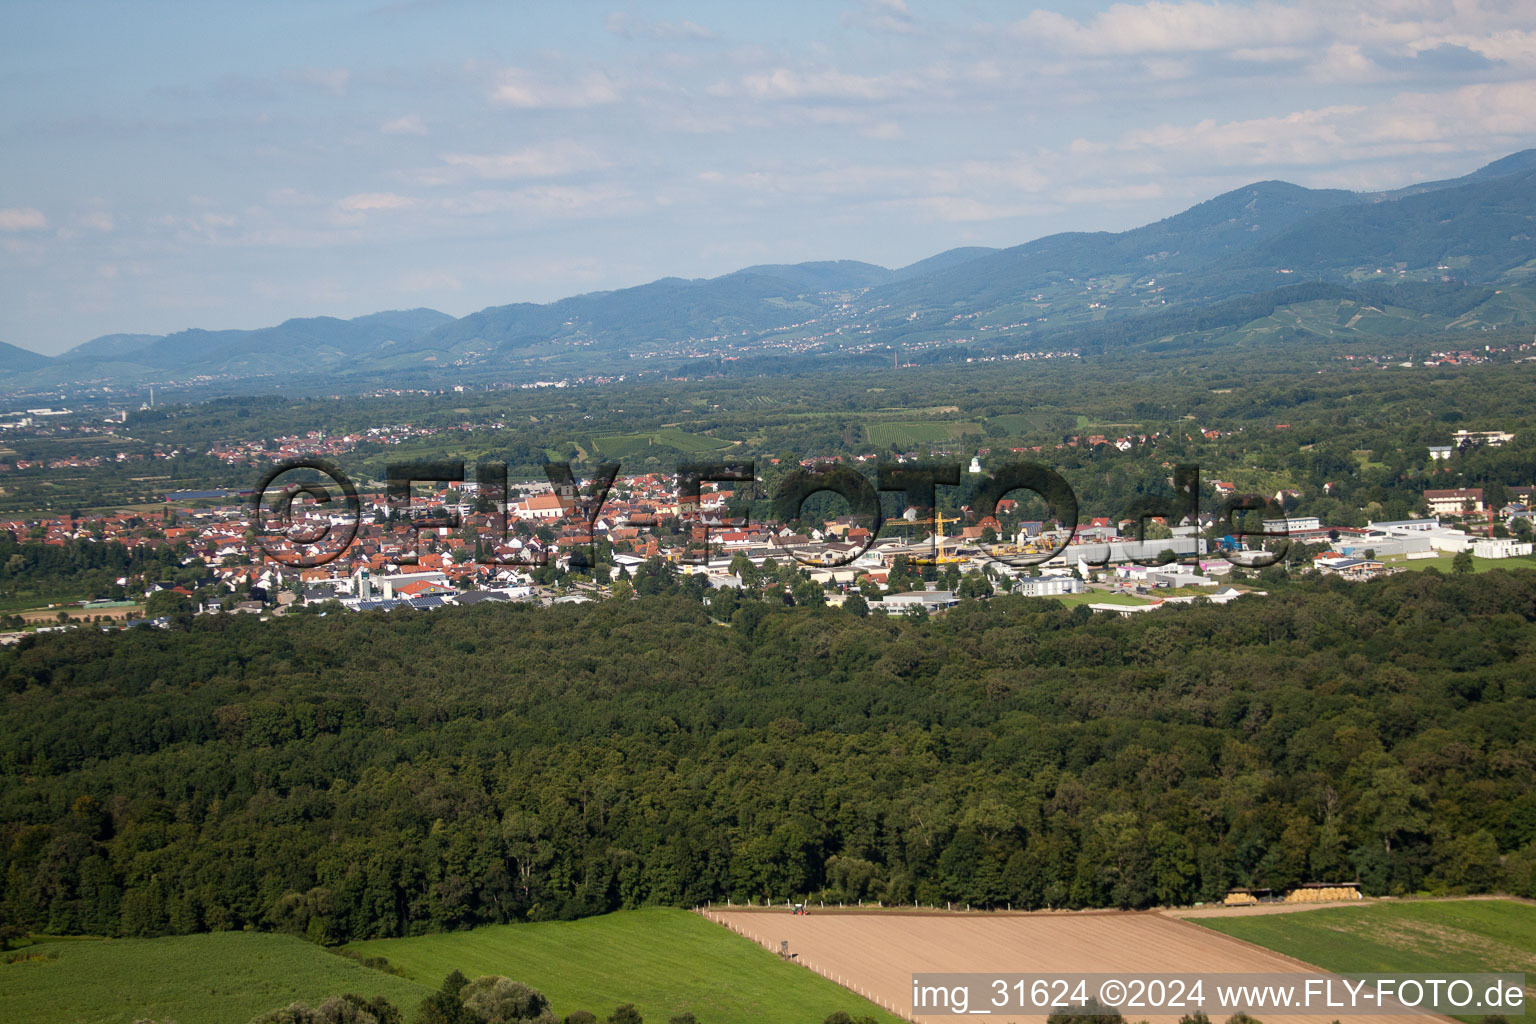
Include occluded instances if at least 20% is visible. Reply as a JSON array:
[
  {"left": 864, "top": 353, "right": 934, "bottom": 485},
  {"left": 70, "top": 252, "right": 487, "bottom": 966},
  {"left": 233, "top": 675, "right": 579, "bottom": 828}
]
[
  {"left": 1452, "top": 429, "right": 1514, "bottom": 447},
  {"left": 1424, "top": 488, "right": 1484, "bottom": 515}
]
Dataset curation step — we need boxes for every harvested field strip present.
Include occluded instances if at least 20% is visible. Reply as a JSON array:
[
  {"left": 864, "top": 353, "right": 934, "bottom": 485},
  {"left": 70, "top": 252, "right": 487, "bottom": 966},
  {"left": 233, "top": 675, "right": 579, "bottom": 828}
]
[{"left": 707, "top": 907, "right": 1445, "bottom": 1024}]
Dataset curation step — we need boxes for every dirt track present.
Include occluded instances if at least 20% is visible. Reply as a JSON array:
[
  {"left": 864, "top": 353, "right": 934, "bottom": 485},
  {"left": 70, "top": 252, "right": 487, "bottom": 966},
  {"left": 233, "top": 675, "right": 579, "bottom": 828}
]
[
  {"left": 1165, "top": 900, "right": 1371, "bottom": 919},
  {"left": 705, "top": 907, "right": 1447, "bottom": 1024}
]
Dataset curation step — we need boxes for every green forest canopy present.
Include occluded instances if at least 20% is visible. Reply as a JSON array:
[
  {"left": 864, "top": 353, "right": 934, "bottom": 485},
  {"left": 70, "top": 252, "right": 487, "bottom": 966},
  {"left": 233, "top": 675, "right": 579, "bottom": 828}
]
[{"left": 2, "top": 569, "right": 1535, "bottom": 944}]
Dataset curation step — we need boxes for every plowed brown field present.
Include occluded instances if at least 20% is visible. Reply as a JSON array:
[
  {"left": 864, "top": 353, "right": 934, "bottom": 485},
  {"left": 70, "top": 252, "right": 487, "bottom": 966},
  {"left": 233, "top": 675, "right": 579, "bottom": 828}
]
[{"left": 705, "top": 907, "right": 1448, "bottom": 1024}]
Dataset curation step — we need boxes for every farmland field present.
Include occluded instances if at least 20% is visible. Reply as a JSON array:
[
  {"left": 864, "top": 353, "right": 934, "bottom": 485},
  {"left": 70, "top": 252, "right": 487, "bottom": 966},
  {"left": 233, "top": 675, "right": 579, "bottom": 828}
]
[
  {"left": 984, "top": 412, "right": 1065, "bottom": 435},
  {"left": 1191, "top": 897, "right": 1536, "bottom": 1020},
  {"left": 17, "top": 603, "right": 143, "bottom": 623},
  {"left": 1210, "top": 299, "right": 1445, "bottom": 346},
  {"left": 708, "top": 907, "right": 1439, "bottom": 1024},
  {"left": 864, "top": 421, "right": 983, "bottom": 447},
  {"left": 590, "top": 427, "right": 734, "bottom": 459},
  {"left": 346, "top": 906, "right": 903, "bottom": 1024},
  {"left": 0, "top": 931, "right": 429, "bottom": 1024}
]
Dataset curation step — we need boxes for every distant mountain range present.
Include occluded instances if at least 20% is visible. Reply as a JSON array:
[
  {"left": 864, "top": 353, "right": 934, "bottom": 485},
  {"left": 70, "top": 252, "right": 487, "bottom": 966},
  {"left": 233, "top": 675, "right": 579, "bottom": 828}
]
[
  {"left": 0, "top": 340, "right": 52, "bottom": 373},
  {"left": 7, "top": 149, "right": 1536, "bottom": 394}
]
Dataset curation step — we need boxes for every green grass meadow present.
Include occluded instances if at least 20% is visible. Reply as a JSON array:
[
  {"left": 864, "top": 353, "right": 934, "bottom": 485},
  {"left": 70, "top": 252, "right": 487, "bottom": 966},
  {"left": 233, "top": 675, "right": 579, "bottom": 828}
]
[
  {"left": 346, "top": 907, "right": 903, "bottom": 1024},
  {"left": 1193, "top": 898, "right": 1536, "bottom": 1021},
  {"left": 1, "top": 931, "right": 430, "bottom": 1024},
  {"left": 1050, "top": 590, "right": 1153, "bottom": 608},
  {"left": 1381, "top": 552, "right": 1536, "bottom": 573},
  {"left": 2, "top": 909, "right": 902, "bottom": 1023}
]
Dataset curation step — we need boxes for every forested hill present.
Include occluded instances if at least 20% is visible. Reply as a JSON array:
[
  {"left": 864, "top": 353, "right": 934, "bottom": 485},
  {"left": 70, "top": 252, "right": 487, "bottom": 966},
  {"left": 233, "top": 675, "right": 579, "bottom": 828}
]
[
  {"left": 9, "top": 149, "right": 1536, "bottom": 392},
  {"left": 2, "top": 570, "right": 1534, "bottom": 943}
]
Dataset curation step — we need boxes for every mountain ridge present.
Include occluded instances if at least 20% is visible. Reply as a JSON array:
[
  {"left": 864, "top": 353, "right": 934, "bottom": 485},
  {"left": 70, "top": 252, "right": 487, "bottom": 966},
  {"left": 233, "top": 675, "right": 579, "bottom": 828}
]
[{"left": 6, "top": 148, "right": 1535, "bottom": 388}]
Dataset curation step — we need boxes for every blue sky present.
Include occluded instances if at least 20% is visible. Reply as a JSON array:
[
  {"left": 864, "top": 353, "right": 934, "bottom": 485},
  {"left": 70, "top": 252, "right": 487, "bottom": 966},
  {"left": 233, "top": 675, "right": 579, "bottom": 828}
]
[{"left": 3, "top": 0, "right": 1535, "bottom": 354}]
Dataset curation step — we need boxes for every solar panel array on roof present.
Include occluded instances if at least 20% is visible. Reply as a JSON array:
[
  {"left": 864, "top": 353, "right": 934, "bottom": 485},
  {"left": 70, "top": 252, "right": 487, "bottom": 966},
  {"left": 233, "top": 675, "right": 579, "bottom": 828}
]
[
  {"left": 452, "top": 591, "right": 511, "bottom": 605},
  {"left": 353, "top": 596, "right": 451, "bottom": 612},
  {"left": 355, "top": 599, "right": 403, "bottom": 612}
]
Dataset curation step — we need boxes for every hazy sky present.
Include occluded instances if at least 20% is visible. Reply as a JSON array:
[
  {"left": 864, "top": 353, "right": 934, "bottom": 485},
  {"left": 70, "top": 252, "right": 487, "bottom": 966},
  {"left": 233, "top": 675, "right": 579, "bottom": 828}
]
[{"left": 3, "top": 0, "right": 1535, "bottom": 355}]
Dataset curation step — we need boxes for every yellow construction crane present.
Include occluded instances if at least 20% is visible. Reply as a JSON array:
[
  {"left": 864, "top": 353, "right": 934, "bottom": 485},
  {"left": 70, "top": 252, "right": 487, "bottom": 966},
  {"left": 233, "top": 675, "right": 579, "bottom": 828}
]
[{"left": 904, "top": 508, "right": 964, "bottom": 565}]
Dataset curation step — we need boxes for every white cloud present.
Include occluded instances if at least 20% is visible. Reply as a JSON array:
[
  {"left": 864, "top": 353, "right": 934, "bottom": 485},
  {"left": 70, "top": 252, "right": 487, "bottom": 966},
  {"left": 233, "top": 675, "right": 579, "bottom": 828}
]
[
  {"left": 491, "top": 68, "right": 619, "bottom": 108},
  {"left": 740, "top": 67, "right": 909, "bottom": 101},
  {"left": 862, "top": 121, "right": 904, "bottom": 140},
  {"left": 1311, "top": 42, "right": 1380, "bottom": 82},
  {"left": 604, "top": 13, "right": 716, "bottom": 41},
  {"left": 294, "top": 68, "right": 350, "bottom": 95},
  {"left": 1075, "top": 76, "right": 1536, "bottom": 177},
  {"left": 337, "top": 192, "right": 417, "bottom": 212},
  {"left": 842, "top": 0, "right": 915, "bottom": 35},
  {"left": 0, "top": 207, "right": 48, "bottom": 231},
  {"left": 424, "top": 142, "right": 604, "bottom": 183},
  {"left": 1142, "top": 57, "right": 1195, "bottom": 80},
  {"left": 1440, "top": 28, "right": 1536, "bottom": 66},
  {"left": 1115, "top": 105, "right": 1370, "bottom": 166},
  {"left": 382, "top": 114, "right": 428, "bottom": 135},
  {"left": 437, "top": 184, "right": 640, "bottom": 219},
  {"left": 1371, "top": 78, "right": 1536, "bottom": 143},
  {"left": 1011, "top": 0, "right": 1536, "bottom": 76},
  {"left": 76, "top": 210, "right": 116, "bottom": 232},
  {"left": 1230, "top": 45, "right": 1311, "bottom": 63},
  {"left": 1013, "top": 2, "right": 1315, "bottom": 56},
  {"left": 1063, "top": 183, "right": 1166, "bottom": 204},
  {"left": 147, "top": 210, "right": 239, "bottom": 245},
  {"left": 266, "top": 188, "right": 325, "bottom": 207}
]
